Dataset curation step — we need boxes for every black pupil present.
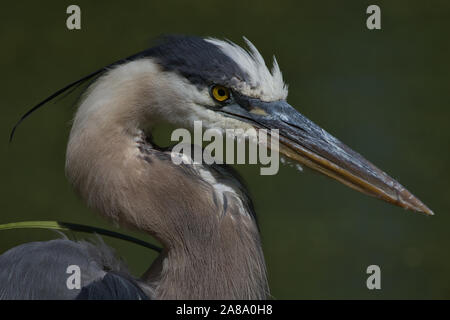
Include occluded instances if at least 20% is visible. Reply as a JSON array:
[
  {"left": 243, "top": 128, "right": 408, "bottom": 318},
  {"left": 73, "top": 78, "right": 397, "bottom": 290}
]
[{"left": 218, "top": 89, "right": 225, "bottom": 96}]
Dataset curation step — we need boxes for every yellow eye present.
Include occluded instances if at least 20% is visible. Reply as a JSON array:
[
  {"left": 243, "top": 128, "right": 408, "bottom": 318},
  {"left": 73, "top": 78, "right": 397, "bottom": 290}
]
[{"left": 211, "top": 85, "right": 230, "bottom": 102}]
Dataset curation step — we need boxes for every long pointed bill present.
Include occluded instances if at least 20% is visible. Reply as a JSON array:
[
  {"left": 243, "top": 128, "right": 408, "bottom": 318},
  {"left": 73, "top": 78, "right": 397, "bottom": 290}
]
[{"left": 220, "top": 97, "right": 433, "bottom": 216}]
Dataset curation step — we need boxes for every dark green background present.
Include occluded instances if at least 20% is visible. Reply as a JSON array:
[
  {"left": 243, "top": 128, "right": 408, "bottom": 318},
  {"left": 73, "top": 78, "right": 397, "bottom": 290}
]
[{"left": 1, "top": 1, "right": 449, "bottom": 299}]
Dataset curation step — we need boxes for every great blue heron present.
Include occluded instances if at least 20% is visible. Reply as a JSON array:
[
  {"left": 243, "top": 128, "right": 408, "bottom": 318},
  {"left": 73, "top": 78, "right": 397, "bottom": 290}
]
[{"left": 0, "top": 36, "right": 433, "bottom": 299}]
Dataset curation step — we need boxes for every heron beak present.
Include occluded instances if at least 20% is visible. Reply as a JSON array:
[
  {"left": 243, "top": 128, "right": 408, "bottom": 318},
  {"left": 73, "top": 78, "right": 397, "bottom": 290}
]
[{"left": 220, "top": 98, "right": 434, "bottom": 216}]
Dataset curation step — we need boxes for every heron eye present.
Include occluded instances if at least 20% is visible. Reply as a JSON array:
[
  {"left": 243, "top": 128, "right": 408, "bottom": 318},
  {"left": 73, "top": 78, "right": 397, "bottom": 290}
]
[{"left": 211, "top": 85, "right": 230, "bottom": 102}]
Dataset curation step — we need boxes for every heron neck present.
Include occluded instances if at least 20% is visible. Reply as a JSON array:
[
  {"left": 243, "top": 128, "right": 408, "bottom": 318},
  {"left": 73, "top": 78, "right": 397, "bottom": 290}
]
[
  {"left": 67, "top": 126, "right": 270, "bottom": 299},
  {"left": 143, "top": 216, "right": 269, "bottom": 300}
]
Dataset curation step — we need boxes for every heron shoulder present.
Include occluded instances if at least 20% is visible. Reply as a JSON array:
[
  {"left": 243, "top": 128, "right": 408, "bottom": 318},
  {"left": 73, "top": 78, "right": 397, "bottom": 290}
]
[{"left": 0, "top": 238, "right": 148, "bottom": 299}]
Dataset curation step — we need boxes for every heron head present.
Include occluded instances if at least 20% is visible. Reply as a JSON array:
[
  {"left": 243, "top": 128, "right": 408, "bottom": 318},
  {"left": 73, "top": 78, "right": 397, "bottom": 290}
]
[{"left": 142, "top": 36, "right": 432, "bottom": 216}]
